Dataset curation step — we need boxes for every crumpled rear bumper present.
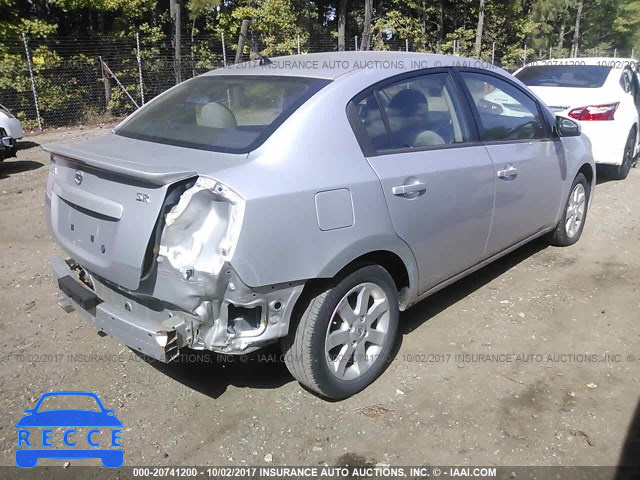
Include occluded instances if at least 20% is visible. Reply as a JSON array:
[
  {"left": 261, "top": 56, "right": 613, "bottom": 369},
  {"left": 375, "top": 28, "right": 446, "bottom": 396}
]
[
  {"left": 50, "top": 255, "right": 305, "bottom": 361},
  {"left": 51, "top": 255, "right": 190, "bottom": 362}
]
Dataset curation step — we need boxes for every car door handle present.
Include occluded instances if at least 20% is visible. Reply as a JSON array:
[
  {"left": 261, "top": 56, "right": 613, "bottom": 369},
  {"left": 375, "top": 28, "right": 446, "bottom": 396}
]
[
  {"left": 392, "top": 182, "right": 427, "bottom": 196},
  {"left": 497, "top": 165, "right": 518, "bottom": 179}
]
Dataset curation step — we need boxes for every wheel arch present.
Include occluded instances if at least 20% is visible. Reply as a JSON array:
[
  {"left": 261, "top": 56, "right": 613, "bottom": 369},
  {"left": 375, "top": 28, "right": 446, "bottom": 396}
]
[
  {"left": 578, "top": 162, "right": 594, "bottom": 186},
  {"left": 311, "top": 242, "right": 418, "bottom": 311}
]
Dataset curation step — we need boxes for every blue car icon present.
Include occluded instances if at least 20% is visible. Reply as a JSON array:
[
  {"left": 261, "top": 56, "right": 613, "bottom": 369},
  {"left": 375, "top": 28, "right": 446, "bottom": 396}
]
[{"left": 16, "top": 391, "right": 123, "bottom": 468}]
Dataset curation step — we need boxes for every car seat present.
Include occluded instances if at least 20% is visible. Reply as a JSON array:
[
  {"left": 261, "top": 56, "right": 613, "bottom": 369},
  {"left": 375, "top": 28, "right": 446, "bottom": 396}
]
[
  {"left": 197, "top": 102, "right": 238, "bottom": 129},
  {"left": 387, "top": 89, "right": 446, "bottom": 148}
]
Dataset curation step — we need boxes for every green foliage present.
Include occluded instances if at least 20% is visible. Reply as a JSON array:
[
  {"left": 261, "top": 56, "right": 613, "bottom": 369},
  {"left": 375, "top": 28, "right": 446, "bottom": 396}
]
[
  {"left": 216, "top": 0, "right": 311, "bottom": 56},
  {"left": 188, "top": 0, "right": 221, "bottom": 21},
  {"left": 3, "top": 0, "right": 640, "bottom": 131}
]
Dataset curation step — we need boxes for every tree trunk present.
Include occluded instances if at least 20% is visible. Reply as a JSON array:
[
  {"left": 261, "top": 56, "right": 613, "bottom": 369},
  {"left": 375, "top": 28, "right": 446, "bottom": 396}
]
[
  {"left": 100, "top": 57, "right": 112, "bottom": 114},
  {"left": 557, "top": 20, "right": 565, "bottom": 50},
  {"left": 474, "top": 0, "right": 485, "bottom": 58},
  {"left": 170, "top": 0, "right": 182, "bottom": 84},
  {"left": 421, "top": 0, "right": 427, "bottom": 50},
  {"left": 438, "top": 0, "right": 444, "bottom": 44},
  {"left": 572, "top": 0, "right": 583, "bottom": 57},
  {"left": 191, "top": 17, "right": 196, "bottom": 78},
  {"left": 235, "top": 19, "right": 250, "bottom": 64},
  {"left": 361, "top": 0, "right": 372, "bottom": 51},
  {"left": 337, "top": 0, "right": 346, "bottom": 51},
  {"left": 557, "top": 0, "right": 569, "bottom": 51}
]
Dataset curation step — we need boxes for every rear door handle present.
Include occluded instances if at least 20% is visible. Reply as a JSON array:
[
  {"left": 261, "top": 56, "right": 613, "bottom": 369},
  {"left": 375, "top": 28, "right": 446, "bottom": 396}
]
[
  {"left": 497, "top": 165, "right": 518, "bottom": 179},
  {"left": 392, "top": 182, "right": 427, "bottom": 196}
]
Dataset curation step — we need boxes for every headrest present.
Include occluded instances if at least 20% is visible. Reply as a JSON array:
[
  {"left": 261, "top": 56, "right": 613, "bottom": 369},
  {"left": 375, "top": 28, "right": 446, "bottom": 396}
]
[
  {"left": 388, "top": 89, "right": 428, "bottom": 115},
  {"left": 198, "top": 102, "right": 237, "bottom": 129}
]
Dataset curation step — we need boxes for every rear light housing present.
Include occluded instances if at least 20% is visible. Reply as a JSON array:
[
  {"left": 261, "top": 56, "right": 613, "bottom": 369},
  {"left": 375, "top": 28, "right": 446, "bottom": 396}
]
[{"left": 568, "top": 102, "right": 619, "bottom": 121}]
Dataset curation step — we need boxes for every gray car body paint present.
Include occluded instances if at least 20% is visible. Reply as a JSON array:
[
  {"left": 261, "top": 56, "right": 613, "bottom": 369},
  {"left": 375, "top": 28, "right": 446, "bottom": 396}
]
[{"left": 44, "top": 52, "right": 595, "bottom": 360}]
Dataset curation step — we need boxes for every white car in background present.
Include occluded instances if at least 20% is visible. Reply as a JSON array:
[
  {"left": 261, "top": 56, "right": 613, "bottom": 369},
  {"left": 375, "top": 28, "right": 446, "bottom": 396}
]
[
  {"left": 0, "top": 103, "right": 23, "bottom": 161},
  {"left": 515, "top": 58, "right": 640, "bottom": 179}
]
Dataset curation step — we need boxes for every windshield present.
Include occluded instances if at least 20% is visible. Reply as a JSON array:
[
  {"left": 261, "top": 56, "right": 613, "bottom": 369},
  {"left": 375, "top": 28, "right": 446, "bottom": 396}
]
[
  {"left": 516, "top": 65, "right": 612, "bottom": 88},
  {"left": 36, "top": 395, "right": 102, "bottom": 412},
  {"left": 116, "top": 75, "right": 329, "bottom": 153}
]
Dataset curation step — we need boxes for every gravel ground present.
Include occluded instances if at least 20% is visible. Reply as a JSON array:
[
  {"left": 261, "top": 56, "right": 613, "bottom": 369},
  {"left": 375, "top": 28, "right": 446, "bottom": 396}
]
[{"left": 0, "top": 126, "right": 638, "bottom": 469}]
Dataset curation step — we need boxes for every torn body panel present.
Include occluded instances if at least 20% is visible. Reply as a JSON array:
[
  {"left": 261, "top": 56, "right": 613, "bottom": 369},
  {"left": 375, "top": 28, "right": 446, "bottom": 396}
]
[
  {"left": 158, "top": 176, "right": 245, "bottom": 280},
  {"left": 49, "top": 176, "right": 304, "bottom": 359},
  {"left": 52, "top": 253, "right": 304, "bottom": 358}
]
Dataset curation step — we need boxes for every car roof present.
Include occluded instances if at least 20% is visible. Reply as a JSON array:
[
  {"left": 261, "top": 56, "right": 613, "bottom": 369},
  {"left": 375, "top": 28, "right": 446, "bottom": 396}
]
[
  {"left": 37, "top": 391, "right": 99, "bottom": 398},
  {"left": 203, "top": 51, "right": 501, "bottom": 80}
]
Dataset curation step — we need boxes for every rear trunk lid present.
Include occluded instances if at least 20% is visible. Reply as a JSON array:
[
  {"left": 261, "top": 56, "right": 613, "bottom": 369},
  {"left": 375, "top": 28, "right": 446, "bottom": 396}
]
[
  {"left": 44, "top": 133, "right": 248, "bottom": 291},
  {"left": 528, "top": 86, "right": 619, "bottom": 114}
]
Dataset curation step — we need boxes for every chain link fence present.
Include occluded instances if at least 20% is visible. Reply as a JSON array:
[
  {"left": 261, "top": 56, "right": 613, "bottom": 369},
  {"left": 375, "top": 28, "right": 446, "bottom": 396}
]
[{"left": 1, "top": 32, "right": 635, "bottom": 133}]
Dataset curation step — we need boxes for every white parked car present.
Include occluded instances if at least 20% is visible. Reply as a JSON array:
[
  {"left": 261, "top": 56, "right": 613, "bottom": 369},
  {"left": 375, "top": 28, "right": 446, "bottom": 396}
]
[
  {"left": 515, "top": 58, "right": 640, "bottom": 179},
  {"left": 0, "top": 103, "right": 23, "bottom": 160}
]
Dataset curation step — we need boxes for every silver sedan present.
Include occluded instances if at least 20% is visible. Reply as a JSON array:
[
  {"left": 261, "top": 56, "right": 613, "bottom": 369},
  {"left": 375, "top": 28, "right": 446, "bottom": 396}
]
[{"left": 44, "top": 52, "right": 595, "bottom": 399}]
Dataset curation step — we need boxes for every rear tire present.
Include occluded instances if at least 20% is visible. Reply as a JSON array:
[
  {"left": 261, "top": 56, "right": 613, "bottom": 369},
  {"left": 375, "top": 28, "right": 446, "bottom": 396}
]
[
  {"left": 548, "top": 173, "right": 590, "bottom": 247},
  {"left": 282, "top": 265, "right": 399, "bottom": 400},
  {"left": 610, "top": 127, "right": 636, "bottom": 180}
]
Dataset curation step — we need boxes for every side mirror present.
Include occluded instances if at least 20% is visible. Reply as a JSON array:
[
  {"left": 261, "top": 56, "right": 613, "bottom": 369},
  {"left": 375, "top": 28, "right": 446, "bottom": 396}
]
[
  {"left": 1, "top": 136, "right": 14, "bottom": 148},
  {"left": 555, "top": 116, "right": 581, "bottom": 137}
]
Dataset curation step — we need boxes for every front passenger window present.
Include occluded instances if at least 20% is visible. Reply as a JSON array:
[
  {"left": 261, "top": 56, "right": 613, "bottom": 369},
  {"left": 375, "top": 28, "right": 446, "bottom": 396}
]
[{"left": 460, "top": 72, "right": 547, "bottom": 142}]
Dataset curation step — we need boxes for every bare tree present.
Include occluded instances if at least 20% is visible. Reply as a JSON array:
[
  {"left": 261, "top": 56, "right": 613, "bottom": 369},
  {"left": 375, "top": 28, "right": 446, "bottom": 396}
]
[
  {"left": 170, "top": 0, "right": 182, "bottom": 84},
  {"left": 557, "top": 0, "right": 570, "bottom": 51},
  {"left": 474, "top": 0, "right": 485, "bottom": 58},
  {"left": 235, "top": 19, "right": 250, "bottom": 64},
  {"left": 361, "top": 0, "right": 372, "bottom": 51},
  {"left": 438, "top": 0, "right": 445, "bottom": 44},
  {"left": 572, "top": 0, "right": 583, "bottom": 57},
  {"left": 338, "top": 0, "right": 346, "bottom": 51}
]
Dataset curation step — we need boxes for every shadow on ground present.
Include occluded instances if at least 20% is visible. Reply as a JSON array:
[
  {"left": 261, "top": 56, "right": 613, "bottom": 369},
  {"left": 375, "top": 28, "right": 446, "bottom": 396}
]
[
  {"left": 595, "top": 164, "right": 640, "bottom": 185},
  {"left": 17, "top": 140, "right": 40, "bottom": 151},
  {"left": 399, "top": 238, "right": 549, "bottom": 334},
  {"left": 140, "top": 239, "right": 550, "bottom": 400},
  {"left": 615, "top": 397, "right": 640, "bottom": 479},
  {"left": 136, "top": 343, "right": 293, "bottom": 399},
  {"left": 0, "top": 159, "right": 44, "bottom": 179}
]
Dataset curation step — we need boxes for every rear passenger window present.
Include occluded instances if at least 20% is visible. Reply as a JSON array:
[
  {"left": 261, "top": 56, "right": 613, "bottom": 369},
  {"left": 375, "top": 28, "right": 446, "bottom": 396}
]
[
  {"left": 354, "top": 94, "right": 390, "bottom": 151},
  {"left": 460, "top": 72, "right": 547, "bottom": 142},
  {"left": 378, "top": 73, "right": 471, "bottom": 149}
]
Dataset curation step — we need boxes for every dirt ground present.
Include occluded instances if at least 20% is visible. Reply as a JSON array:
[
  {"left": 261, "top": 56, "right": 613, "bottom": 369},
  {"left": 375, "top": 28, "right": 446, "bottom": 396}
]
[{"left": 0, "top": 125, "right": 638, "bottom": 470}]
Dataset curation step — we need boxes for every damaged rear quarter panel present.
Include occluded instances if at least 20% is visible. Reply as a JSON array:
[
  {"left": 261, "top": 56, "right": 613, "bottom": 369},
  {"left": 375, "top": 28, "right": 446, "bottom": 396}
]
[
  {"left": 45, "top": 73, "right": 419, "bottom": 358},
  {"left": 206, "top": 78, "right": 418, "bottom": 291}
]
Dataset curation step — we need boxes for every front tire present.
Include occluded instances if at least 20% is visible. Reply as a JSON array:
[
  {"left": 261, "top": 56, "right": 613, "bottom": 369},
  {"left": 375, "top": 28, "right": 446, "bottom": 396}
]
[
  {"left": 282, "top": 265, "right": 399, "bottom": 400},
  {"left": 548, "top": 173, "right": 590, "bottom": 247}
]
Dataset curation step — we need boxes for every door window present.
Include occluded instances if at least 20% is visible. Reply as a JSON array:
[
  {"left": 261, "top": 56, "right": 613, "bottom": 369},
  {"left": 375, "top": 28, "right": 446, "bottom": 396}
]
[
  {"left": 353, "top": 94, "right": 391, "bottom": 151},
  {"left": 378, "top": 73, "right": 471, "bottom": 149},
  {"left": 351, "top": 72, "right": 471, "bottom": 153},
  {"left": 460, "top": 72, "right": 547, "bottom": 142}
]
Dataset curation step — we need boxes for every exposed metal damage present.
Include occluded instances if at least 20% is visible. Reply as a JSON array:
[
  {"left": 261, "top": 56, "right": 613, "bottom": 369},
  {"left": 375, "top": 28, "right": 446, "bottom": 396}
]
[
  {"left": 158, "top": 176, "right": 245, "bottom": 279},
  {"left": 51, "top": 175, "right": 304, "bottom": 361}
]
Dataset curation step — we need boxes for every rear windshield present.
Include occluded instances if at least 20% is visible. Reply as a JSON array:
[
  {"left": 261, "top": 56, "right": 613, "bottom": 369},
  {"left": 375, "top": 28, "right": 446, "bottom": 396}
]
[
  {"left": 515, "top": 65, "right": 612, "bottom": 88},
  {"left": 116, "top": 75, "right": 329, "bottom": 153}
]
